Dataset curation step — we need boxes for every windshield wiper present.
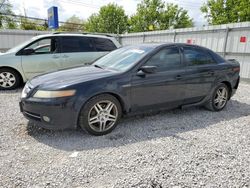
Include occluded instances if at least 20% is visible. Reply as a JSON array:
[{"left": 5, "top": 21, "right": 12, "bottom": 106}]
[{"left": 94, "top": 64, "right": 104, "bottom": 69}]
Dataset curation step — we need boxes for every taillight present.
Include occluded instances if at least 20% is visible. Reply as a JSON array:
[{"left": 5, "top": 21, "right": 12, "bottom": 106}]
[{"left": 232, "top": 67, "right": 240, "bottom": 72}]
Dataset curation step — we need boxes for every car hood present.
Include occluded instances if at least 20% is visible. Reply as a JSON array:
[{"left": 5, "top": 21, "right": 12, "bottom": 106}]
[
  {"left": 30, "top": 66, "right": 118, "bottom": 89},
  {"left": 0, "top": 51, "right": 14, "bottom": 57}
]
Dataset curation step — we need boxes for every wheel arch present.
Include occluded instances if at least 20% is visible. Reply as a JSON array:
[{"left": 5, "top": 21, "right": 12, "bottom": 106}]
[
  {"left": 0, "top": 66, "right": 24, "bottom": 84},
  {"left": 75, "top": 91, "right": 128, "bottom": 128},
  {"left": 83, "top": 92, "right": 127, "bottom": 113},
  {"left": 221, "top": 81, "right": 232, "bottom": 99},
  {"left": 103, "top": 92, "right": 126, "bottom": 113}
]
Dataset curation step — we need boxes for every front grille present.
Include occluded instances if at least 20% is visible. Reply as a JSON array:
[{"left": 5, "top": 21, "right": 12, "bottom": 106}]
[{"left": 24, "top": 111, "right": 41, "bottom": 121}]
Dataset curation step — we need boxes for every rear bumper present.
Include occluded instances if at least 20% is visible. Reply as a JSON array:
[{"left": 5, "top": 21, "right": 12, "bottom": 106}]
[
  {"left": 231, "top": 76, "right": 240, "bottom": 97},
  {"left": 19, "top": 98, "right": 78, "bottom": 130},
  {"left": 231, "top": 88, "right": 237, "bottom": 97}
]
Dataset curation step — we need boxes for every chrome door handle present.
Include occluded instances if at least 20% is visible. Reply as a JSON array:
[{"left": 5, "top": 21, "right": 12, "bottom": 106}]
[{"left": 62, "top": 55, "right": 69, "bottom": 58}]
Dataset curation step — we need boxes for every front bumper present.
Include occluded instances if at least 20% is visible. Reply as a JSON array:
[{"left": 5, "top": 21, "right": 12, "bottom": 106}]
[{"left": 19, "top": 97, "right": 78, "bottom": 130}]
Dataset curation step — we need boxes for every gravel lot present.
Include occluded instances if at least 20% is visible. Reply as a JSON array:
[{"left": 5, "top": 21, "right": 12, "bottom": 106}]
[{"left": 0, "top": 83, "right": 250, "bottom": 188}]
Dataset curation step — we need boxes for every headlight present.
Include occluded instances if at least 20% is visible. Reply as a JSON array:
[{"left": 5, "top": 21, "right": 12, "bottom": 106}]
[
  {"left": 21, "top": 88, "right": 27, "bottom": 98},
  {"left": 21, "top": 82, "right": 33, "bottom": 98},
  {"left": 33, "top": 90, "right": 76, "bottom": 98}
]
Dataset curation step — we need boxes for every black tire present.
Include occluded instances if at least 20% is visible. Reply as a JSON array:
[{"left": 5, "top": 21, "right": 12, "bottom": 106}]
[
  {"left": 0, "top": 68, "right": 21, "bottom": 90},
  {"left": 78, "top": 94, "right": 122, "bottom": 136},
  {"left": 204, "top": 83, "right": 229, "bottom": 111}
]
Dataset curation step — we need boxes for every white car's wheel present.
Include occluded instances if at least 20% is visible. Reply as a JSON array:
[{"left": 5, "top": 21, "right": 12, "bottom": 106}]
[{"left": 0, "top": 69, "right": 21, "bottom": 90}]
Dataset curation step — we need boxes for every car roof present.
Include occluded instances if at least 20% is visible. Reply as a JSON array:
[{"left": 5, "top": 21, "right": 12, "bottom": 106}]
[
  {"left": 128, "top": 43, "right": 212, "bottom": 51},
  {"left": 34, "top": 33, "right": 116, "bottom": 39},
  {"left": 123, "top": 43, "right": 172, "bottom": 49}
]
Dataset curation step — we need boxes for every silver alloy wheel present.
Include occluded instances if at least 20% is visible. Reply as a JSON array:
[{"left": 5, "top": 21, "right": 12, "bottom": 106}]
[
  {"left": 0, "top": 72, "right": 16, "bottom": 88},
  {"left": 88, "top": 100, "right": 118, "bottom": 132},
  {"left": 214, "top": 87, "right": 228, "bottom": 109}
]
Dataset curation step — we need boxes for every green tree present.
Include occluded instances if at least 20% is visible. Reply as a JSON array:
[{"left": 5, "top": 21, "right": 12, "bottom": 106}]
[
  {"left": 20, "top": 8, "right": 48, "bottom": 31},
  {"left": 20, "top": 17, "right": 36, "bottom": 30},
  {"left": 85, "top": 13, "right": 100, "bottom": 32},
  {"left": 60, "top": 15, "right": 85, "bottom": 32},
  {"left": 128, "top": 0, "right": 193, "bottom": 32},
  {"left": 201, "top": 0, "right": 250, "bottom": 25},
  {"left": 86, "top": 3, "right": 128, "bottom": 34},
  {"left": 128, "top": 0, "right": 164, "bottom": 32},
  {"left": 20, "top": 17, "right": 47, "bottom": 31},
  {"left": 160, "top": 4, "right": 193, "bottom": 29},
  {"left": 0, "top": 0, "right": 17, "bottom": 29}
]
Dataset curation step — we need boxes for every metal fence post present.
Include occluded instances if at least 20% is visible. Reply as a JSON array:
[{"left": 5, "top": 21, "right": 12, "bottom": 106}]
[
  {"left": 223, "top": 27, "right": 230, "bottom": 57},
  {"left": 117, "top": 34, "right": 122, "bottom": 45},
  {"left": 142, "top": 33, "right": 145, "bottom": 43},
  {"left": 173, "top": 31, "right": 177, "bottom": 43}
]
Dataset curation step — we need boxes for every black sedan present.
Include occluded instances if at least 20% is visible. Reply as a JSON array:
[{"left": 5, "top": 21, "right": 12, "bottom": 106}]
[{"left": 20, "top": 43, "right": 240, "bottom": 135}]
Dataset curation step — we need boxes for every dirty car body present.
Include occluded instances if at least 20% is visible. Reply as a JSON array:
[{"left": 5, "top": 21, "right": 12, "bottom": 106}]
[{"left": 19, "top": 43, "right": 240, "bottom": 135}]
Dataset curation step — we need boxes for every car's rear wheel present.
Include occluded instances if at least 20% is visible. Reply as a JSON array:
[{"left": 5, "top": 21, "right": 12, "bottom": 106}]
[
  {"left": 79, "top": 94, "right": 122, "bottom": 136},
  {"left": 0, "top": 68, "right": 21, "bottom": 90},
  {"left": 205, "top": 83, "right": 229, "bottom": 111}
]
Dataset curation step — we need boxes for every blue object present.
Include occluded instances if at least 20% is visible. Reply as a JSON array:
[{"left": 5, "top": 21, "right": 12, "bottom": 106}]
[{"left": 48, "top": 6, "right": 59, "bottom": 29}]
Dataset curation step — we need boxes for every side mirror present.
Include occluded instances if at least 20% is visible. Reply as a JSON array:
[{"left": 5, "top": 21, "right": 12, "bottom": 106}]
[
  {"left": 22, "top": 48, "right": 35, "bottom": 55},
  {"left": 140, "top": 66, "right": 157, "bottom": 74}
]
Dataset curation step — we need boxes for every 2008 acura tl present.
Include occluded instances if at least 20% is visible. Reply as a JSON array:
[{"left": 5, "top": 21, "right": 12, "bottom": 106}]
[{"left": 20, "top": 43, "right": 240, "bottom": 135}]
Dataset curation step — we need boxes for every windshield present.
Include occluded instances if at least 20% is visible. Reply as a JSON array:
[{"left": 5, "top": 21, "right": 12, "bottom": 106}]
[
  {"left": 93, "top": 46, "right": 154, "bottom": 72},
  {"left": 6, "top": 36, "right": 39, "bottom": 53}
]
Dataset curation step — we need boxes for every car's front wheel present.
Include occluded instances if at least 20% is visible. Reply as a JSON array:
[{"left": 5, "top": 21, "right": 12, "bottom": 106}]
[
  {"left": 79, "top": 94, "right": 122, "bottom": 136},
  {"left": 205, "top": 83, "right": 229, "bottom": 111},
  {"left": 0, "top": 68, "right": 21, "bottom": 90}
]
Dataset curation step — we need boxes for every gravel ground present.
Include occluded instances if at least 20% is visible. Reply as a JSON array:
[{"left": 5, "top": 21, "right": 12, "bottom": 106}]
[{"left": 0, "top": 83, "right": 250, "bottom": 188}]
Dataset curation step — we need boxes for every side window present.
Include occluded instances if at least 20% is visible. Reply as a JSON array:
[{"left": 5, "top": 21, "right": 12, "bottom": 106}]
[
  {"left": 93, "top": 38, "right": 117, "bottom": 51},
  {"left": 183, "top": 47, "right": 216, "bottom": 65},
  {"left": 61, "top": 37, "right": 95, "bottom": 53},
  {"left": 24, "top": 38, "right": 59, "bottom": 54},
  {"left": 146, "top": 47, "right": 181, "bottom": 71}
]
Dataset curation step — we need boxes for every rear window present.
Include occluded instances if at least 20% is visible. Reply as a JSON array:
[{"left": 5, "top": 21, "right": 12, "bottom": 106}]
[
  {"left": 61, "top": 37, "right": 95, "bottom": 53},
  {"left": 183, "top": 47, "right": 216, "bottom": 65},
  {"left": 210, "top": 51, "right": 225, "bottom": 63},
  {"left": 92, "top": 38, "right": 117, "bottom": 52}
]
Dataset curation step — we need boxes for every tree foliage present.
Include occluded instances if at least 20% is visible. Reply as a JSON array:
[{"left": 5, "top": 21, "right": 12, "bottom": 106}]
[
  {"left": 201, "top": 0, "right": 250, "bottom": 25},
  {"left": 20, "top": 17, "right": 48, "bottom": 31},
  {"left": 85, "top": 14, "right": 99, "bottom": 32},
  {"left": 20, "top": 8, "right": 48, "bottom": 31},
  {"left": 60, "top": 15, "right": 85, "bottom": 32},
  {"left": 86, "top": 3, "right": 128, "bottom": 34},
  {"left": 0, "top": 0, "right": 17, "bottom": 29},
  {"left": 128, "top": 0, "right": 193, "bottom": 32},
  {"left": 160, "top": 4, "right": 194, "bottom": 29}
]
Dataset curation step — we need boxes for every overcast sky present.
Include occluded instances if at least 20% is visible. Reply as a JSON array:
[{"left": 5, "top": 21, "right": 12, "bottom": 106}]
[{"left": 9, "top": 0, "right": 207, "bottom": 26}]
